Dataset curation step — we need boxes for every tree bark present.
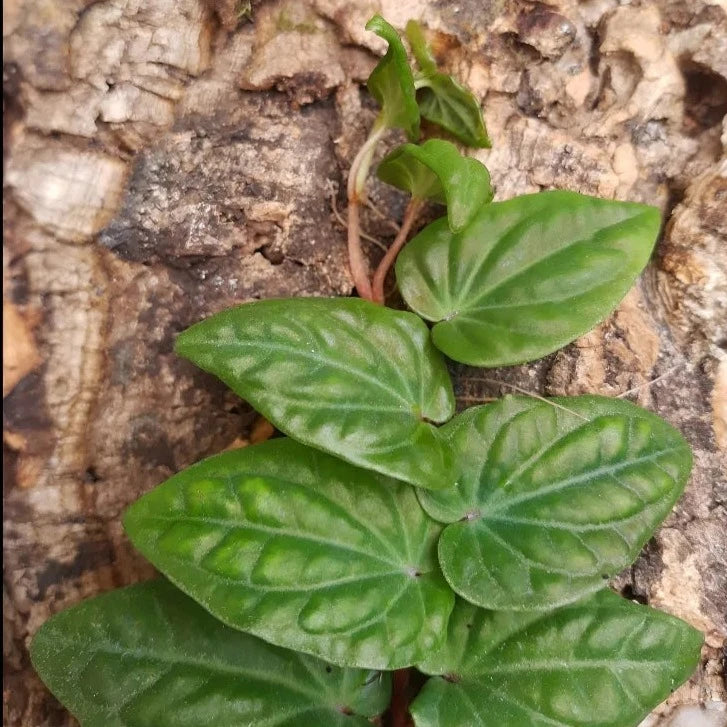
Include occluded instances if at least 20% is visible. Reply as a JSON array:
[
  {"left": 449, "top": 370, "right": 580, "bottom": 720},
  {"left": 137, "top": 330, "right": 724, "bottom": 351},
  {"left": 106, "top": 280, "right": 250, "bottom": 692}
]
[{"left": 3, "top": 1, "right": 726, "bottom": 725}]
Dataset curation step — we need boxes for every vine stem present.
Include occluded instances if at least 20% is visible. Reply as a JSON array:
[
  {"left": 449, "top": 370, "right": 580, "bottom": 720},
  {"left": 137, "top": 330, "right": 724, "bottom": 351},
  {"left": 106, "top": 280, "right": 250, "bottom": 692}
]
[
  {"left": 371, "top": 198, "right": 423, "bottom": 305},
  {"left": 347, "top": 122, "right": 386, "bottom": 301},
  {"left": 389, "top": 668, "right": 413, "bottom": 727}
]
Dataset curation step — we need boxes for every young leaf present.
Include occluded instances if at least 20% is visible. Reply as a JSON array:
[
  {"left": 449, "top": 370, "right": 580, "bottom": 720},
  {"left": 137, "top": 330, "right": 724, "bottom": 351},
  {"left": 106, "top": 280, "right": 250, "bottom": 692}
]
[
  {"left": 406, "top": 20, "right": 490, "bottom": 148},
  {"left": 377, "top": 139, "right": 493, "bottom": 232},
  {"left": 418, "top": 395, "right": 692, "bottom": 610},
  {"left": 175, "top": 297, "right": 455, "bottom": 490},
  {"left": 31, "top": 579, "right": 391, "bottom": 727},
  {"left": 366, "top": 15, "right": 420, "bottom": 140},
  {"left": 411, "top": 590, "right": 703, "bottom": 727},
  {"left": 405, "top": 19, "right": 437, "bottom": 75},
  {"left": 396, "top": 191, "right": 662, "bottom": 367},
  {"left": 124, "top": 439, "right": 456, "bottom": 671},
  {"left": 416, "top": 74, "right": 491, "bottom": 148}
]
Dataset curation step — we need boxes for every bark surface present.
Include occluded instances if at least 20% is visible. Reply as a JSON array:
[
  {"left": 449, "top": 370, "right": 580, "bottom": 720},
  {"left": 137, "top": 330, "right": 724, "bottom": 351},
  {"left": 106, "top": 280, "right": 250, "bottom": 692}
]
[{"left": 3, "top": 0, "right": 726, "bottom": 724}]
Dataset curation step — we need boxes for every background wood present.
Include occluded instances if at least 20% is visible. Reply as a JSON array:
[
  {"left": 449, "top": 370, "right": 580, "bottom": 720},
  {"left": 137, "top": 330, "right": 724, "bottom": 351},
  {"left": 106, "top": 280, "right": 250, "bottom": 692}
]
[{"left": 3, "top": 0, "right": 726, "bottom": 724}]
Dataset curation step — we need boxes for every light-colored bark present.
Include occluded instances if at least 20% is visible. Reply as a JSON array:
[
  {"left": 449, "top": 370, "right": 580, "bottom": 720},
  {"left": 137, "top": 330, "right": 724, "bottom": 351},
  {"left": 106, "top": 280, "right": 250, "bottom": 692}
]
[{"left": 3, "top": 0, "right": 726, "bottom": 724}]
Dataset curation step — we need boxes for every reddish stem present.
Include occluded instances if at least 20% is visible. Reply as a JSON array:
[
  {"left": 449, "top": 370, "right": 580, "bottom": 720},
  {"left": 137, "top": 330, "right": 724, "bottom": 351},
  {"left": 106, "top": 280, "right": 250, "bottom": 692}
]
[
  {"left": 347, "top": 199, "right": 373, "bottom": 301},
  {"left": 371, "top": 198, "right": 423, "bottom": 305},
  {"left": 346, "top": 123, "right": 386, "bottom": 301},
  {"left": 390, "top": 668, "right": 413, "bottom": 727}
]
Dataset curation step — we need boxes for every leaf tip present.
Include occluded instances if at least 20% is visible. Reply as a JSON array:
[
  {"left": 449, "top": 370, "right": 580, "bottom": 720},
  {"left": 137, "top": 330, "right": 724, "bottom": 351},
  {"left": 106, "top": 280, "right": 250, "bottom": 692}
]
[
  {"left": 642, "top": 203, "right": 663, "bottom": 232},
  {"left": 28, "top": 611, "right": 64, "bottom": 695},
  {"left": 121, "top": 497, "right": 145, "bottom": 545},
  {"left": 365, "top": 13, "right": 387, "bottom": 33},
  {"left": 173, "top": 327, "right": 193, "bottom": 357},
  {"left": 173, "top": 324, "right": 208, "bottom": 364},
  {"left": 28, "top": 619, "right": 48, "bottom": 668}
]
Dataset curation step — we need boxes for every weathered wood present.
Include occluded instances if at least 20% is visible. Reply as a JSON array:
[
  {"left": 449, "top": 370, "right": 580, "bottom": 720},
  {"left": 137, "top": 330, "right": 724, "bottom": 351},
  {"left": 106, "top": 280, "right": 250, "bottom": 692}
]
[{"left": 3, "top": 0, "right": 726, "bottom": 724}]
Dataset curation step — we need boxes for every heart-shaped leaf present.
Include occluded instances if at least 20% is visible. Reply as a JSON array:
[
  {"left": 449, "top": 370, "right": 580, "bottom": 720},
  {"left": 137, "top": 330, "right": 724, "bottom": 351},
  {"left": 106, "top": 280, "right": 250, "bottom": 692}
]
[
  {"left": 377, "top": 139, "right": 493, "bottom": 232},
  {"left": 366, "top": 15, "right": 420, "bottom": 140},
  {"left": 175, "top": 297, "right": 455, "bottom": 490},
  {"left": 416, "top": 74, "right": 491, "bottom": 149},
  {"left": 406, "top": 21, "right": 490, "bottom": 148},
  {"left": 411, "top": 589, "right": 703, "bottom": 727},
  {"left": 396, "top": 191, "right": 662, "bottom": 367},
  {"left": 31, "top": 579, "right": 392, "bottom": 727},
  {"left": 124, "top": 439, "right": 455, "bottom": 670},
  {"left": 418, "top": 395, "right": 692, "bottom": 610}
]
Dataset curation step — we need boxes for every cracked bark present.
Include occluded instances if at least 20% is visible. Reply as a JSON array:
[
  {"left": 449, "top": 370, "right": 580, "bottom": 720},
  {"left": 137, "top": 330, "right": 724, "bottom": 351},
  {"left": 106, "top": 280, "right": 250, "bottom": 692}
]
[{"left": 3, "top": 0, "right": 726, "bottom": 725}]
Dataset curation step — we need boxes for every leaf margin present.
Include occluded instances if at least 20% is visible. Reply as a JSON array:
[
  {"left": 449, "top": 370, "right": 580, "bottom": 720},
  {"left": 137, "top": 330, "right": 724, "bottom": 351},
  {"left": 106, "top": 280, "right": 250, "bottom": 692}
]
[
  {"left": 30, "top": 578, "right": 393, "bottom": 727},
  {"left": 376, "top": 138, "right": 493, "bottom": 232},
  {"left": 123, "top": 437, "right": 457, "bottom": 671},
  {"left": 174, "top": 296, "right": 456, "bottom": 491},
  {"left": 366, "top": 14, "right": 420, "bottom": 140},
  {"left": 396, "top": 190, "right": 663, "bottom": 367},
  {"left": 418, "top": 394, "right": 693, "bottom": 611},
  {"left": 411, "top": 589, "right": 703, "bottom": 727}
]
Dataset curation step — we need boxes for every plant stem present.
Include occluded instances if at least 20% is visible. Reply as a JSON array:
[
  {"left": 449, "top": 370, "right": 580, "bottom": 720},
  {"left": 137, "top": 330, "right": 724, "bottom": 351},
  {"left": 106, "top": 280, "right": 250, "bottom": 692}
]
[
  {"left": 389, "top": 668, "right": 413, "bottom": 727},
  {"left": 347, "top": 122, "right": 386, "bottom": 301},
  {"left": 371, "top": 198, "right": 423, "bottom": 305},
  {"left": 346, "top": 202, "right": 373, "bottom": 300}
]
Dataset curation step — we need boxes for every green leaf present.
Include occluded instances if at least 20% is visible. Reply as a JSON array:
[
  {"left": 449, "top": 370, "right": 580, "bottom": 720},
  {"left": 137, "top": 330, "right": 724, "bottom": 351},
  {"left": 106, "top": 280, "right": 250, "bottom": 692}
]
[
  {"left": 416, "top": 74, "right": 491, "bottom": 148},
  {"left": 411, "top": 589, "right": 703, "bottom": 727},
  {"left": 405, "top": 20, "right": 490, "bottom": 148},
  {"left": 366, "top": 15, "right": 420, "bottom": 140},
  {"left": 405, "top": 19, "right": 437, "bottom": 75},
  {"left": 396, "top": 191, "right": 662, "bottom": 366},
  {"left": 377, "top": 139, "right": 493, "bottom": 232},
  {"left": 124, "top": 439, "right": 455, "bottom": 670},
  {"left": 418, "top": 395, "right": 692, "bottom": 610},
  {"left": 175, "top": 297, "right": 455, "bottom": 490},
  {"left": 30, "top": 579, "right": 391, "bottom": 727}
]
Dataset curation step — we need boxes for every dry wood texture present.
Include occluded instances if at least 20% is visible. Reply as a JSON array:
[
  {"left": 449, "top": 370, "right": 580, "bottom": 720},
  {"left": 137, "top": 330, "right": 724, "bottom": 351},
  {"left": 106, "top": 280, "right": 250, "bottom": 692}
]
[{"left": 3, "top": 0, "right": 726, "bottom": 725}]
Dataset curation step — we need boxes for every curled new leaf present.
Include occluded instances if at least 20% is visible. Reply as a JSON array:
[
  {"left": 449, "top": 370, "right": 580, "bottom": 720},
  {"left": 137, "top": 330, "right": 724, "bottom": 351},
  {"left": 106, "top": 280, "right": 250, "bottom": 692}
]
[
  {"left": 405, "top": 19, "right": 437, "bottom": 74},
  {"left": 124, "top": 439, "right": 455, "bottom": 670},
  {"left": 418, "top": 395, "right": 692, "bottom": 610},
  {"left": 412, "top": 590, "right": 703, "bottom": 727},
  {"left": 31, "top": 580, "right": 391, "bottom": 727},
  {"left": 397, "top": 191, "right": 662, "bottom": 367},
  {"left": 366, "top": 15, "right": 420, "bottom": 140},
  {"left": 406, "top": 20, "right": 490, "bottom": 148},
  {"left": 377, "top": 139, "right": 493, "bottom": 232},
  {"left": 175, "top": 297, "right": 455, "bottom": 490}
]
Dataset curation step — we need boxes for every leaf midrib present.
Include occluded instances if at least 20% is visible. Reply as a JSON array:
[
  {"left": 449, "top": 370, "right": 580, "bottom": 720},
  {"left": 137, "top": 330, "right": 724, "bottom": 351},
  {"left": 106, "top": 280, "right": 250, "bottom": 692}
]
[
  {"left": 421, "top": 80, "right": 473, "bottom": 131},
  {"left": 461, "top": 656, "right": 676, "bottom": 676},
  {"left": 218, "top": 470, "right": 409, "bottom": 564},
  {"left": 439, "top": 605, "right": 683, "bottom": 678},
  {"left": 453, "top": 208, "right": 645, "bottom": 315},
  {"left": 483, "top": 447, "right": 679, "bottom": 515},
  {"left": 485, "top": 510, "right": 658, "bottom": 532},
  {"left": 67, "top": 640, "right": 328, "bottom": 704},
  {"left": 196, "top": 567, "right": 409, "bottom": 593},
  {"left": 138, "top": 512, "right": 408, "bottom": 571},
  {"left": 188, "top": 340, "right": 417, "bottom": 411},
  {"left": 163, "top": 564, "right": 428, "bottom": 659}
]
